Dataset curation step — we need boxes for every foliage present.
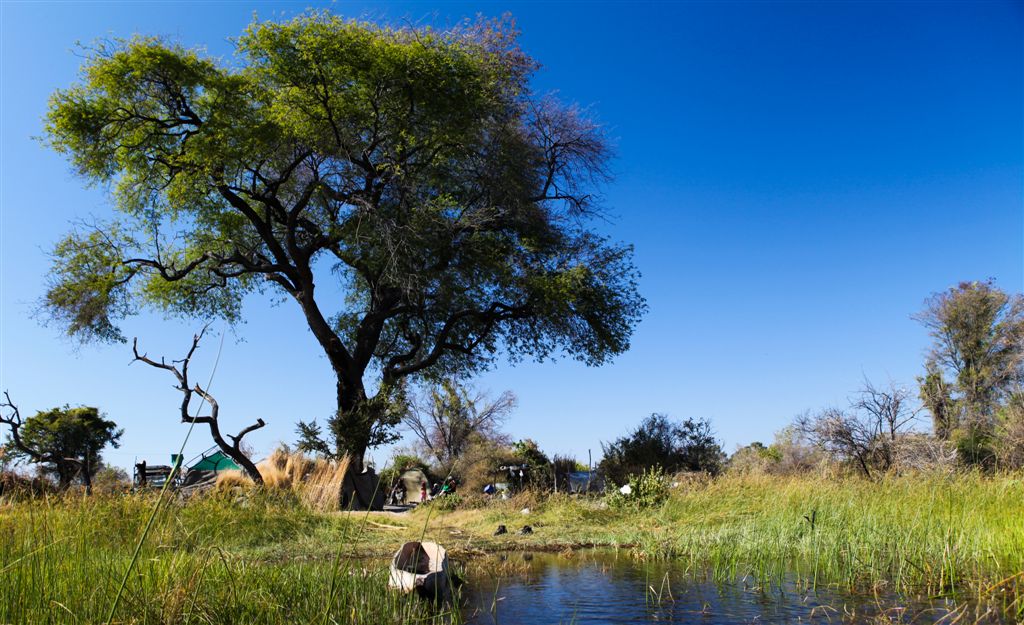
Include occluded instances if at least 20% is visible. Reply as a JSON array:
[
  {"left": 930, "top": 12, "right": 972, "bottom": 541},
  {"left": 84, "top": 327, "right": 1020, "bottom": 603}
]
[
  {"left": 552, "top": 453, "right": 587, "bottom": 489},
  {"left": 426, "top": 492, "right": 463, "bottom": 512},
  {"left": 378, "top": 452, "right": 431, "bottom": 488},
  {"left": 42, "top": 12, "right": 646, "bottom": 467},
  {"left": 727, "top": 441, "right": 779, "bottom": 474},
  {"left": 0, "top": 471, "right": 55, "bottom": 499},
  {"left": 607, "top": 466, "right": 669, "bottom": 510},
  {"left": 995, "top": 393, "right": 1024, "bottom": 469},
  {"left": 600, "top": 413, "right": 724, "bottom": 484},
  {"left": 2, "top": 405, "right": 122, "bottom": 489},
  {"left": 445, "top": 431, "right": 516, "bottom": 494},
  {"left": 915, "top": 281, "right": 1024, "bottom": 465},
  {"left": 91, "top": 465, "right": 131, "bottom": 494},
  {"left": 511, "top": 438, "right": 553, "bottom": 489}
]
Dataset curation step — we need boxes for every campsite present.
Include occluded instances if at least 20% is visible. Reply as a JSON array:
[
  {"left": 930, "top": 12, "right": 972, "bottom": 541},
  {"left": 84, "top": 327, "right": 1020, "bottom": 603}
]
[{"left": 1, "top": 2, "right": 1022, "bottom": 624}]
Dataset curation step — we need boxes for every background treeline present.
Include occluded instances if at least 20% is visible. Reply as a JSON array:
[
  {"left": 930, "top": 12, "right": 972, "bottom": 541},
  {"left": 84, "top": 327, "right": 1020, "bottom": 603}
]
[
  {"left": 389, "top": 280, "right": 1024, "bottom": 493},
  {"left": 3, "top": 280, "right": 1021, "bottom": 496}
]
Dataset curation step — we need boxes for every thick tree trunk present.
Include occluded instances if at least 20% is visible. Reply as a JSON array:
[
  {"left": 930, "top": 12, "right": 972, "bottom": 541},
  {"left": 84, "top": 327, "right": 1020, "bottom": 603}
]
[
  {"left": 57, "top": 463, "right": 72, "bottom": 490},
  {"left": 335, "top": 377, "right": 370, "bottom": 473},
  {"left": 295, "top": 287, "right": 374, "bottom": 472}
]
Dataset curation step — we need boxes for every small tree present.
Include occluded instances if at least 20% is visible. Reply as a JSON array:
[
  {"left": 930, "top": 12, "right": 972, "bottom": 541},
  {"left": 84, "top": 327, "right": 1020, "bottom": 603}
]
[
  {"left": 93, "top": 464, "right": 132, "bottom": 494},
  {"left": 600, "top": 414, "right": 724, "bottom": 485},
  {"left": 403, "top": 382, "right": 515, "bottom": 472},
  {"left": 510, "top": 438, "right": 552, "bottom": 490},
  {"left": 995, "top": 393, "right": 1024, "bottom": 469},
  {"left": 0, "top": 393, "right": 122, "bottom": 492}
]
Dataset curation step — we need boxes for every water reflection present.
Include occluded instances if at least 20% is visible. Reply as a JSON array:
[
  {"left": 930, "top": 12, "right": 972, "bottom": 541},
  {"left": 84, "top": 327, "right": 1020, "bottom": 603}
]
[{"left": 460, "top": 551, "right": 968, "bottom": 624}]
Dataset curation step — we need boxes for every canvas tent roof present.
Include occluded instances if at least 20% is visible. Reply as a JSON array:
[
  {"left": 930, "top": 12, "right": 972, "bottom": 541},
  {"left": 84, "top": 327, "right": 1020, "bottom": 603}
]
[{"left": 187, "top": 450, "right": 240, "bottom": 472}]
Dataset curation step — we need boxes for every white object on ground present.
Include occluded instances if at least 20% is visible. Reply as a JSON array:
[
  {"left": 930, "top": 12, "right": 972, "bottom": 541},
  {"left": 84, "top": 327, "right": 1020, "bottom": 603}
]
[{"left": 619, "top": 484, "right": 632, "bottom": 495}]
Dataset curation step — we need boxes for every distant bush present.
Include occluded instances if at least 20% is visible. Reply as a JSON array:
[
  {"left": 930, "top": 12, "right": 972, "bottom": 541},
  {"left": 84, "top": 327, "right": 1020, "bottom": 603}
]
[
  {"left": 426, "top": 493, "right": 462, "bottom": 511},
  {"left": 0, "top": 471, "right": 54, "bottom": 499},
  {"left": 511, "top": 439, "right": 553, "bottom": 490},
  {"left": 379, "top": 453, "right": 431, "bottom": 489},
  {"left": 92, "top": 465, "right": 131, "bottom": 495},
  {"left": 727, "top": 442, "right": 779, "bottom": 475},
  {"left": 601, "top": 414, "right": 724, "bottom": 484}
]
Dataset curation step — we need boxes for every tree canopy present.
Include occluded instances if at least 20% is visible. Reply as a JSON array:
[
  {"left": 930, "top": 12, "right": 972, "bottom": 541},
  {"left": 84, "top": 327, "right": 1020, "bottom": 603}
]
[
  {"left": 600, "top": 414, "right": 724, "bottom": 484},
  {"left": 42, "top": 13, "right": 645, "bottom": 467},
  {"left": 402, "top": 382, "right": 515, "bottom": 470},
  {"left": 0, "top": 397, "right": 122, "bottom": 490},
  {"left": 915, "top": 280, "right": 1024, "bottom": 465}
]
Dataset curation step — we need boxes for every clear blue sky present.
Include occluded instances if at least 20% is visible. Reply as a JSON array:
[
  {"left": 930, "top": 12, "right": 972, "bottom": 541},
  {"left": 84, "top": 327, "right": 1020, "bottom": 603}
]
[{"left": 1, "top": 1, "right": 1021, "bottom": 472}]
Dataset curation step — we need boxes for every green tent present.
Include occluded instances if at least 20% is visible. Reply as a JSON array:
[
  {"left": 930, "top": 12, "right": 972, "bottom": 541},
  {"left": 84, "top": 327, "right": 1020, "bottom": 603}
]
[{"left": 175, "top": 450, "right": 240, "bottom": 472}]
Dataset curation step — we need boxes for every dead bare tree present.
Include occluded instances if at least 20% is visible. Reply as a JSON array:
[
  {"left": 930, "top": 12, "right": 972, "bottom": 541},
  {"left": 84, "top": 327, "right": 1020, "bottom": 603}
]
[
  {"left": 797, "top": 408, "right": 878, "bottom": 478},
  {"left": 0, "top": 391, "right": 91, "bottom": 492},
  {"left": 852, "top": 379, "right": 920, "bottom": 471},
  {"left": 798, "top": 379, "right": 921, "bottom": 478},
  {"left": 132, "top": 328, "right": 265, "bottom": 484},
  {"left": 404, "top": 382, "right": 516, "bottom": 469}
]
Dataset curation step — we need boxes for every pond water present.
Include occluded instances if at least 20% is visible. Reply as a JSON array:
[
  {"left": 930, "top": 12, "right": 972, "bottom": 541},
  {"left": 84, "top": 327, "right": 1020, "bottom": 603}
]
[{"left": 458, "top": 551, "right": 978, "bottom": 624}]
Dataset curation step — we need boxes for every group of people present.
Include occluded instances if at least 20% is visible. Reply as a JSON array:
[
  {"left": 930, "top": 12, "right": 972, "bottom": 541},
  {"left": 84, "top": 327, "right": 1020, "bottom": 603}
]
[{"left": 388, "top": 476, "right": 457, "bottom": 506}]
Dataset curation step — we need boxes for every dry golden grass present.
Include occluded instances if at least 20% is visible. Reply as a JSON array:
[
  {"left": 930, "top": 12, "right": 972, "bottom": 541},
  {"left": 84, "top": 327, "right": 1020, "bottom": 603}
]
[
  {"left": 214, "top": 470, "right": 251, "bottom": 490},
  {"left": 213, "top": 449, "right": 350, "bottom": 513},
  {"left": 300, "top": 455, "right": 350, "bottom": 512}
]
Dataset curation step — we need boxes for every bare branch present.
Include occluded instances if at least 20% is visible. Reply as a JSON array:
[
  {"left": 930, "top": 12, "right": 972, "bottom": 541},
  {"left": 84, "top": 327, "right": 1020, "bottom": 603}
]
[{"left": 132, "top": 330, "right": 265, "bottom": 484}]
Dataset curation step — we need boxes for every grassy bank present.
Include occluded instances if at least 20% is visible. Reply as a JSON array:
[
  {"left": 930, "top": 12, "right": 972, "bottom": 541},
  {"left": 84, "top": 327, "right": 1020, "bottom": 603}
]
[
  {"left": 1, "top": 473, "right": 1021, "bottom": 623},
  {"left": 0, "top": 492, "right": 449, "bottom": 624}
]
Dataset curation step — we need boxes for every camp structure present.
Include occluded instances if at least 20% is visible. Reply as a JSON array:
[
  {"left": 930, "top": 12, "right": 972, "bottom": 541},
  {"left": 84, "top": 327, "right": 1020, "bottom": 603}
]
[
  {"left": 134, "top": 447, "right": 241, "bottom": 490},
  {"left": 341, "top": 467, "right": 386, "bottom": 511},
  {"left": 388, "top": 541, "right": 452, "bottom": 602},
  {"left": 394, "top": 468, "right": 431, "bottom": 504},
  {"left": 179, "top": 449, "right": 242, "bottom": 489},
  {"left": 564, "top": 471, "right": 605, "bottom": 494}
]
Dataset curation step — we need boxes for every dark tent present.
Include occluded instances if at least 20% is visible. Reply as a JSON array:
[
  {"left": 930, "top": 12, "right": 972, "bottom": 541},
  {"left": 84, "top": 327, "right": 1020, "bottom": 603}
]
[
  {"left": 396, "top": 468, "right": 430, "bottom": 504},
  {"left": 341, "top": 468, "right": 385, "bottom": 511}
]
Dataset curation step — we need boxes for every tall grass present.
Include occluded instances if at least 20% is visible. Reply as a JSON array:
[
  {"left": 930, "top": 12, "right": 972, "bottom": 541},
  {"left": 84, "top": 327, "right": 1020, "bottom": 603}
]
[
  {"left": 0, "top": 491, "right": 454, "bottom": 624},
  {"left": 216, "top": 449, "right": 351, "bottom": 513},
  {"left": 2, "top": 472, "right": 1021, "bottom": 622}
]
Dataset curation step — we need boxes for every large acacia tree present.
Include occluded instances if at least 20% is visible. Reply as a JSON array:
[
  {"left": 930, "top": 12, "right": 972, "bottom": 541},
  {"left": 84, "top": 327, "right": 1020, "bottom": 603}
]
[
  {"left": 915, "top": 280, "right": 1023, "bottom": 463},
  {"left": 43, "top": 14, "right": 644, "bottom": 469}
]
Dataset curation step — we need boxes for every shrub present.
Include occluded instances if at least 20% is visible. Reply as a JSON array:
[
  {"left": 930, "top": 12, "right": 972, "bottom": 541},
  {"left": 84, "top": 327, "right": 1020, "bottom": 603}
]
[
  {"left": 608, "top": 467, "right": 669, "bottom": 510},
  {"left": 426, "top": 493, "right": 462, "bottom": 512},
  {"left": 600, "top": 414, "right": 724, "bottom": 484},
  {"left": 213, "top": 449, "right": 350, "bottom": 512}
]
